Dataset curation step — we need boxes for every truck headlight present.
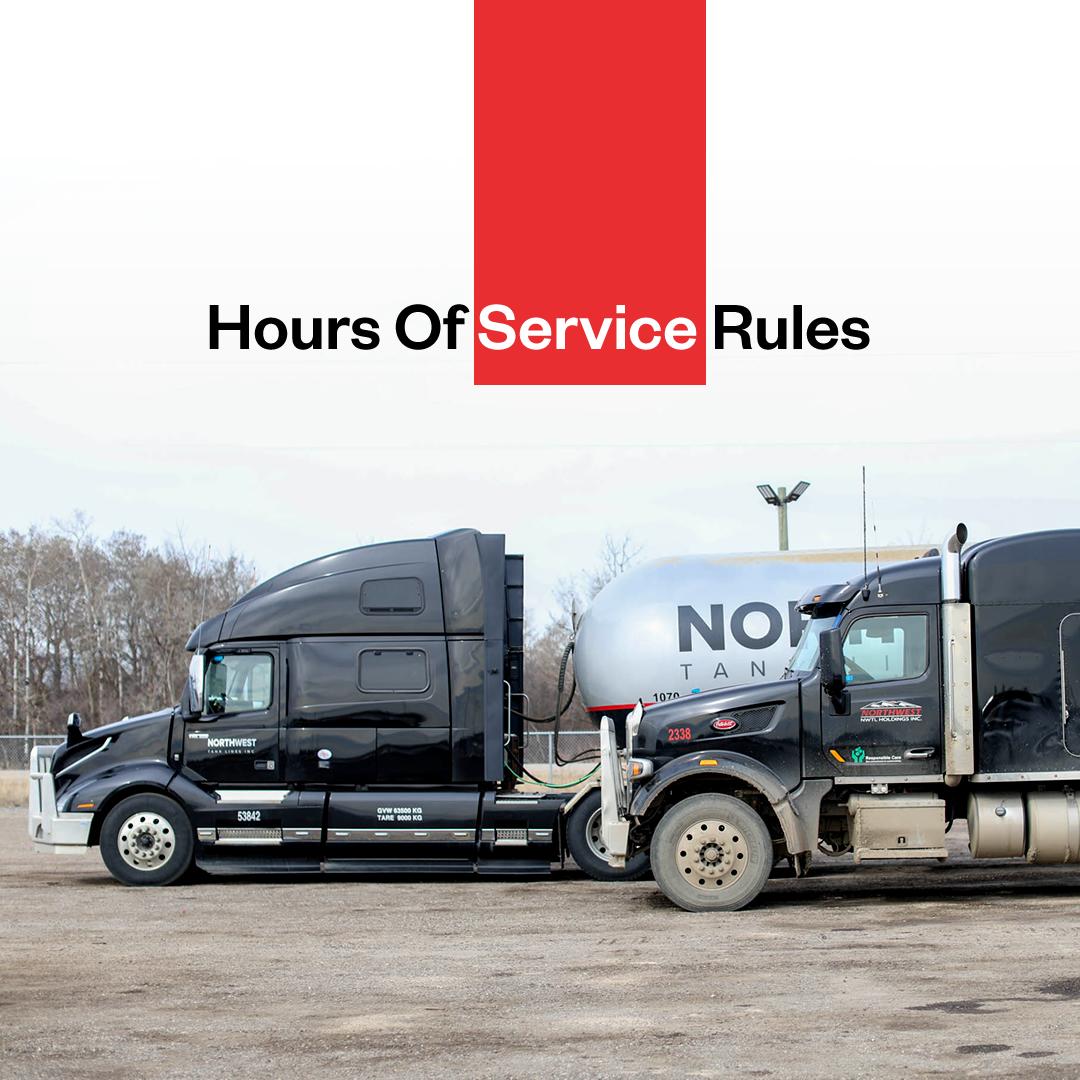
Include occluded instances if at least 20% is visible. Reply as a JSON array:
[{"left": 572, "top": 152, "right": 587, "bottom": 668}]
[{"left": 626, "top": 758, "right": 653, "bottom": 783}]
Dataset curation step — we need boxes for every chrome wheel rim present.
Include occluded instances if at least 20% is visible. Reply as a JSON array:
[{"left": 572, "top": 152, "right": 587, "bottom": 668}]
[
  {"left": 585, "top": 806, "right": 610, "bottom": 862},
  {"left": 675, "top": 818, "right": 749, "bottom": 892},
  {"left": 117, "top": 810, "right": 176, "bottom": 871}
]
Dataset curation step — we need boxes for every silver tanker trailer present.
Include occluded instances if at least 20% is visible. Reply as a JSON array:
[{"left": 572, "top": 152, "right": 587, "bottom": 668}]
[{"left": 575, "top": 546, "right": 925, "bottom": 723}]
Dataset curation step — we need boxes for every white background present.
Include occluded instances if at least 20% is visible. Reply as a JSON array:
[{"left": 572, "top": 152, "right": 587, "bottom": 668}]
[{"left": 2, "top": 1, "right": 1078, "bottom": 619}]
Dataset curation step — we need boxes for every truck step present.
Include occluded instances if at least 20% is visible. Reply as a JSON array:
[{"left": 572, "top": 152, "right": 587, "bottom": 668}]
[{"left": 322, "top": 858, "right": 477, "bottom": 875}]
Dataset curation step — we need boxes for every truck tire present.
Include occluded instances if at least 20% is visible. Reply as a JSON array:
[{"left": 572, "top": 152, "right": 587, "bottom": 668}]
[
  {"left": 650, "top": 793, "right": 773, "bottom": 912},
  {"left": 566, "top": 789, "right": 650, "bottom": 881},
  {"left": 99, "top": 794, "right": 194, "bottom": 886}
]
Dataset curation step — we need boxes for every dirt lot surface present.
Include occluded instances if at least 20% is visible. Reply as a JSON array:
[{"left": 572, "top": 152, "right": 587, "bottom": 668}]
[
  {"left": 0, "top": 772, "right": 26, "bottom": 808},
  {"left": 4, "top": 807, "right": 1080, "bottom": 1078}
]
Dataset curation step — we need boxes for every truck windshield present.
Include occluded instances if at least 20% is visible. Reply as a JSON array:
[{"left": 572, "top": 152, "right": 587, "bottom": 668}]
[{"left": 787, "top": 616, "right": 837, "bottom": 675}]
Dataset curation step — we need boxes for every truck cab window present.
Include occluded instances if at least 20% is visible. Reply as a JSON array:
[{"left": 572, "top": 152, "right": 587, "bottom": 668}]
[
  {"left": 205, "top": 653, "right": 274, "bottom": 714},
  {"left": 788, "top": 615, "right": 836, "bottom": 675},
  {"left": 842, "top": 614, "right": 928, "bottom": 685}
]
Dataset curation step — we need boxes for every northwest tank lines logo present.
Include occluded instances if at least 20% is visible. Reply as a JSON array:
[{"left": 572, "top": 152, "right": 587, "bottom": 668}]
[
  {"left": 859, "top": 700, "right": 923, "bottom": 723},
  {"left": 186, "top": 731, "right": 259, "bottom": 751}
]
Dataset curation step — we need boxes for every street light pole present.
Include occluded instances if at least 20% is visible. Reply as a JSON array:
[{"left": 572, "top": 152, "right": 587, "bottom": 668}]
[{"left": 755, "top": 481, "right": 810, "bottom": 552}]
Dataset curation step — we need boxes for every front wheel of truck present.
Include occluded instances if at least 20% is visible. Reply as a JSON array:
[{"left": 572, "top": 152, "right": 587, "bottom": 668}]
[
  {"left": 99, "top": 794, "right": 194, "bottom": 886},
  {"left": 566, "top": 789, "right": 650, "bottom": 881},
  {"left": 651, "top": 793, "right": 774, "bottom": 912}
]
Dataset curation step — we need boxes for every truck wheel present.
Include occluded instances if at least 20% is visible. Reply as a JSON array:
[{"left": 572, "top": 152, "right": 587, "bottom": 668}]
[
  {"left": 651, "top": 793, "right": 773, "bottom": 912},
  {"left": 99, "top": 794, "right": 194, "bottom": 886},
  {"left": 566, "top": 789, "right": 650, "bottom": 881}
]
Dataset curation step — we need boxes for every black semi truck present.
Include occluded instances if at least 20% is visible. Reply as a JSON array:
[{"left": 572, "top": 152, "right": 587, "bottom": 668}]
[
  {"left": 28, "top": 530, "right": 646, "bottom": 885},
  {"left": 599, "top": 526, "right": 1080, "bottom": 910}
]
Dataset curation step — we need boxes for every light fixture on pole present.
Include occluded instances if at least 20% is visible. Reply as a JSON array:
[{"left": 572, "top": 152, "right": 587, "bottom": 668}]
[{"left": 756, "top": 481, "right": 810, "bottom": 551}]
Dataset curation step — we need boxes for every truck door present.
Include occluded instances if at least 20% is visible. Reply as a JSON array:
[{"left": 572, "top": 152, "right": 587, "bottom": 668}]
[
  {"left": 184, "top": 648, "right": 280, "bottom": 785},
  {"left": 821, "top": 609, "right": 942, "bottom": 777}
]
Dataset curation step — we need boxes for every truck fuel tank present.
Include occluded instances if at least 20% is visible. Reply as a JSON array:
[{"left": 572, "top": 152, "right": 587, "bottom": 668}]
[
  {"left": 575, "top": 546, "right": 925, "bottom": 716},
  {"left": 967, "top": 792, "right": 1025, "bottom": 859},
  {"left": 1026, "top": 791, "right": 1080, "bottom": 864},
  {"left": 968, "top": 791, "right": 1080, "bottom": 863}
]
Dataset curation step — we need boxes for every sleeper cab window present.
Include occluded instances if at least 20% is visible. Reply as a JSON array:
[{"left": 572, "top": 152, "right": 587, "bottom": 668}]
[
  {"left": 842, "top": 614, "right": 928, "bottom": 685},
  {"left": 359, "top": 577, "right": 424, "bottom": 615},
  {"left": 358, "top": 648, "right": 429, "bottom": 693},
  {"left": 205, "top": 652, "right": 274, "bottom": 714}
]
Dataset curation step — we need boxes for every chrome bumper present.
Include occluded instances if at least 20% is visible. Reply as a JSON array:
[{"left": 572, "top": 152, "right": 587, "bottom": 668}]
[
  {"left": 599, "top": 703, "right": 645, "bottom": 868},
  {"left": 599, "top": 716, "right": 629, "bottom": 866},
  {"left": 28, "top": 745, "right": 92, "bottom": 855}
]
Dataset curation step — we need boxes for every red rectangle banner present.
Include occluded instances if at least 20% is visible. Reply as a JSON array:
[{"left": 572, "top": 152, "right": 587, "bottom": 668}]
[{"left": 474, "top": 0, "right": 706, "bottom": 385}]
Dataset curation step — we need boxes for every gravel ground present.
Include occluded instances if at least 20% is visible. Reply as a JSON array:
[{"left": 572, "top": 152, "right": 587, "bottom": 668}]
[{"left": 3, "top": 806, "right": 1080, "bottom": 1078}]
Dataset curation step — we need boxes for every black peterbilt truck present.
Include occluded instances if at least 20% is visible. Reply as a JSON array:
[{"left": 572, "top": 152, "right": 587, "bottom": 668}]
[
  {"left": 28, "top": 530, "right": 646, "bottom": 885},
  {"left": 599, "top": 526, "right": 1080, "bottom": 910}
]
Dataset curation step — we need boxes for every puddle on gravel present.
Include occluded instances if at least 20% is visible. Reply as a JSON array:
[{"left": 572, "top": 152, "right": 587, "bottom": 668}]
[
  {"left": 1039, "top": 977, "right": 1080, "bottom": 1000},
  {"left": 910, "top": 999, "right": 1006, "bottom": 1014}
]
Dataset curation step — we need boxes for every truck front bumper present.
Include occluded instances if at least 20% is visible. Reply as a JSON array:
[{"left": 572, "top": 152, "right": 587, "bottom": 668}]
[
  {"left": 28, "top": 746, "right": 92, "bottom": 855},
  {"left": 598, "top": 715, "right": 631, "bottom": 867}
]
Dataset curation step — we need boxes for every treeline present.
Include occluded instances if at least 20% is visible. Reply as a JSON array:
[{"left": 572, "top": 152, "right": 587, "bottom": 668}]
[
  {"left": 0, "top": 518, "right": 256, "bottom": 735},
  {"left": 522, "top": 534, "right": 641, "bottom": 731},
  {"left": 0, "top": 519, "right": 637, "bottom": 737}
]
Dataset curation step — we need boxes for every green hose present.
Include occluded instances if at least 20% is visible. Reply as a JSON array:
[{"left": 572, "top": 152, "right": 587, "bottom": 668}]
[{"left": 504, "top": 760, "right": 600, "bottom": 789}]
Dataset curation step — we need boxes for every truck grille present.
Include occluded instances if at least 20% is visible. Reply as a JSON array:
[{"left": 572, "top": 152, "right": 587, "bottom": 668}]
[{"left": 723, "top": 706, "right": 778, "bottom": 734}]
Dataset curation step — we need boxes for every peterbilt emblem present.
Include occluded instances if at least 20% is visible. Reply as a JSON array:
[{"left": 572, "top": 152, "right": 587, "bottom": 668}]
[
  {"left": 711, "top": 717, "right": 739, "bottom": 732},
  {"left": 317, "top": 748, "right": 333, "bottom": 760}
]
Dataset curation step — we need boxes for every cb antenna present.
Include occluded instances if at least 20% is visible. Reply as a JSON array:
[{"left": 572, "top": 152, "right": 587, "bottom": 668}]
[
  {"left": 871, "top": 489, "right": 885, "bottom": 599},
  {"left": 195, "top": 542, "right": 212, "bottom": 652},
  {"left": 199, "top": 543, "right": 212, "bottom": 626},
  {"left": 861, "top": 466, "right": 871, "bottom": 601}
]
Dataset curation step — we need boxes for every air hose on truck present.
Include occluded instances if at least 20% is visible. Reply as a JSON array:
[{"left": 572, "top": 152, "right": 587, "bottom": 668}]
[{"left": 504, "top": 638, "right": 601, "bottom": 788}]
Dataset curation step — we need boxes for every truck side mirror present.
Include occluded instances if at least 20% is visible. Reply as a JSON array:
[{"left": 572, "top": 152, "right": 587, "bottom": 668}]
[
  {"left": 66, "top": 712, "right": 84, "bottom": 746},
  {"left": 819, "top": 627, "right": 847, "bottom": 702},
  {"left": 179, "top": 679, "right": 198, "bottom": 719},
  {"left": 180, "top": 652, "right": 204, "bottom": 719}
]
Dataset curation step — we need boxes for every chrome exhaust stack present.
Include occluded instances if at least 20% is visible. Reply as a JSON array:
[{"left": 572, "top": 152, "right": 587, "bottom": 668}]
[
  {"left": 941, "top": 522, "right": 968, "bottom": 602},
  {"left": 940, "top": 523, "right": 974, "bottom": 784}
]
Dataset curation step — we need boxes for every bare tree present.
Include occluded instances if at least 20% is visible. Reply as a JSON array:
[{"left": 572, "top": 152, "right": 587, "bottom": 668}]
[
  {"left": 0, "top": 519, "right": 256, "bottom": 733},
  {"left": 550, "top": 532, "right": 643, "bottom": 632},
  {"left": 0, "top": 518, "right": 640, "bottom": 742},
  {"left": 525, "top": 533, "right": 643, "bottom": 731}
]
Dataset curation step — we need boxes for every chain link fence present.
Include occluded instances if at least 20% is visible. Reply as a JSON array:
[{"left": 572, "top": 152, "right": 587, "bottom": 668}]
[
  {"left": 0, "top": 735, "right": 65, "bottom": 771},
  {"left": 520, "top": 730, "right": 601, "bottom": 783}
]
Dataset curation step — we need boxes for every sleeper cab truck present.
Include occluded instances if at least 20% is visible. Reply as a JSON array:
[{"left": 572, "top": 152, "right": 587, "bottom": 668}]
[
  {"left": 599, "top": 526, "right": 1080, "bottom": 912},
  {"left": 27, "top": 529, "right": 646, "bottom": 885}
]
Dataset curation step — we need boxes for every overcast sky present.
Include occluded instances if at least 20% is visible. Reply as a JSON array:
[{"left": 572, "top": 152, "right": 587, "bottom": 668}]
[{"left": 2, "top": 1, "right": 1079, "bottom": 623}]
